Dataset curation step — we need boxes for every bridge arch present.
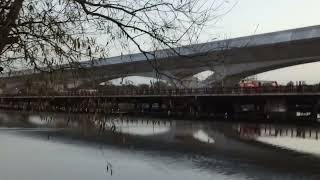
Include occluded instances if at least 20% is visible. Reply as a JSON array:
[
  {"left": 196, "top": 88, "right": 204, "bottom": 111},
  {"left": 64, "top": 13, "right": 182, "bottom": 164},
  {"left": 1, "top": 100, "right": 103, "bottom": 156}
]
[{"left": 2, "top": 25, "right": 320, "bottom": 89}]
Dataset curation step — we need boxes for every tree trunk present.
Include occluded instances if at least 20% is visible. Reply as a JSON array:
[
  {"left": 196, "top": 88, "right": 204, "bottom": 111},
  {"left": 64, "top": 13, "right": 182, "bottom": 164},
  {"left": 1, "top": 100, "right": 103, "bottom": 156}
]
[{"left": 0, "top": 0, "right": 24, "bottom": 55}]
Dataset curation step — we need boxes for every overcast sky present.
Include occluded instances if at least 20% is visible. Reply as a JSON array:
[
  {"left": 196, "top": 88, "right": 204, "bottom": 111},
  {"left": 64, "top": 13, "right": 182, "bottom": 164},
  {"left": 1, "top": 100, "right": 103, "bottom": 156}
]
[{"left": 213, "top": 0, "right": 320, "bottom": 84}]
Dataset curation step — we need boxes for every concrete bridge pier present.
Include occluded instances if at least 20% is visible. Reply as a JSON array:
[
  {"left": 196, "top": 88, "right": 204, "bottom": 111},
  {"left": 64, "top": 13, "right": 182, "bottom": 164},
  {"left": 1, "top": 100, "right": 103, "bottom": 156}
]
[
  {"left": 230, "top": 100, "right": 265, "bottom": 121},
  {"left": 264, "top": 98, "right": 288, "bottom": 121},
  {"left": 203, "top": 67, "right": 245, "bottom": 87},
  {"left": 311, "top": 100, "right": 320, "bottom": 120},
  {"left": 285, "top": 98, "right": 320, "bottom": 121}
]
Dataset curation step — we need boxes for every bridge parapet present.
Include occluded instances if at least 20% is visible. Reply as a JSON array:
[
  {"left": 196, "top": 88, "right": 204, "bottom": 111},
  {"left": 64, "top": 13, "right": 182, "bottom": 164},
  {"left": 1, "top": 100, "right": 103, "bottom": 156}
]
[{"left": 1, "top": 85, "right": 320, "bottom": 97}]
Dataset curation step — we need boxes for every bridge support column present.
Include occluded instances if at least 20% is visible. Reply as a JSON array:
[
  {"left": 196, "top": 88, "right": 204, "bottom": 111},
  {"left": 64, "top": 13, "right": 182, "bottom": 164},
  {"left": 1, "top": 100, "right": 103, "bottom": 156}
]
[
  {"left": 311, "top": 99, "right": 320, "bottom": 121},
  {"left": 264, "top": 98, "right": 287, "bottom": 121},
  {"left": 204, "top": 70, "right": 244, "bottom": 87}
]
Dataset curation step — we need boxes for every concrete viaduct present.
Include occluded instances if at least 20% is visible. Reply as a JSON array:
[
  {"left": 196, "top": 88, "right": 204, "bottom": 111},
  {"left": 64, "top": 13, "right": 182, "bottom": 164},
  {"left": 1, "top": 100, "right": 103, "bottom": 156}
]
[{"left": 1, "top": 25, "right": 320, "bottom": 90}]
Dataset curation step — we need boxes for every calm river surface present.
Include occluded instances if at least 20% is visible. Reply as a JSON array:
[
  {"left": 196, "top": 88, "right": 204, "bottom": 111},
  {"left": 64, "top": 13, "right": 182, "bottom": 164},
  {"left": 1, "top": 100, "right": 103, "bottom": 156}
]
[{"left": 1, "top": 110, "right": 320, "bottom": 180}]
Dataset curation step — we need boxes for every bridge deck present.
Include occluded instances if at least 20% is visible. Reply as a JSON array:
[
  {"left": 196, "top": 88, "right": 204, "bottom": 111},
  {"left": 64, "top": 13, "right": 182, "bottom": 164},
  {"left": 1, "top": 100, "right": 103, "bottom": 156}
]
[
  {"left": 1, "top": 86, "right": 320, "bottom": 121},
  {"left": 1, "top": 86, "right": 320, "bottom": 98}
]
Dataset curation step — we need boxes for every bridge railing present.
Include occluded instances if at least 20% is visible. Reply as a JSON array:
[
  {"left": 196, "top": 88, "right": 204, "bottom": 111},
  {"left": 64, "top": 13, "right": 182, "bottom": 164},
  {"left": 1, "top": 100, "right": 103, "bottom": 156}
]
[
  {"left": 91, "top": 85, "right": 320, "bottom": 96},
  {"left": 2, "top": 85, "right": 320, "bottom": 97}
]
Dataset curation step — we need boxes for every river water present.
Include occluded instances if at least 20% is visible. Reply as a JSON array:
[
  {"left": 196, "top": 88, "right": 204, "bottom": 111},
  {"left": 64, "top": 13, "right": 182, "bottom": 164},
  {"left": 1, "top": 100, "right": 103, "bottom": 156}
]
[{"left": 1, "top": 110, "right": 320, "bottom": 180}]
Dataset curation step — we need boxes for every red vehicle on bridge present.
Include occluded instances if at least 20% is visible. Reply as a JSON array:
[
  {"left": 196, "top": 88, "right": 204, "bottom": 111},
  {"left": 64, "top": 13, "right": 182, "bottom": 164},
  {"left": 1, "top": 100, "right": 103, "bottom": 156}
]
[{"left": 239, "top": 80, "right": 278, "bottom": 88}]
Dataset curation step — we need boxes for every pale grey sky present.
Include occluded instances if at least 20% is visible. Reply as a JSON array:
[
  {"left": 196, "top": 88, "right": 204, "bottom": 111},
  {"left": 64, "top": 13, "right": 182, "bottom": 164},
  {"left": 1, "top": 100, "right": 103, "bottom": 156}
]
[{"left": 213, "top": 0, "right": 320, "bottom": 84}]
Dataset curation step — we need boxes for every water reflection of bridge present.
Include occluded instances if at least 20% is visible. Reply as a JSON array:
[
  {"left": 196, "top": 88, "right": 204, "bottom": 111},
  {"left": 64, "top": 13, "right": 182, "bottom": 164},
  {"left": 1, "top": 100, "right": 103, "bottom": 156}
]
[
  {"left": 32, "top": 113, "right": 225, "bottom": 144},
  {"left": 33, "top": 113, "right": 320, "bottom": 143},
  {"left": 13, "top": 112, "right": 318, "bottom": 144},
  {"left": 4, "top": 111, "right": 320, "bottom": 178},
  {"left": 27, "top": 113, "right": 320, "bottom": 167},
  {"left": 236, "top": 124, "right": 320, "bottom": 140},
  {"left": 5, "top": 110, "right": 320, "bottom": 175}
]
